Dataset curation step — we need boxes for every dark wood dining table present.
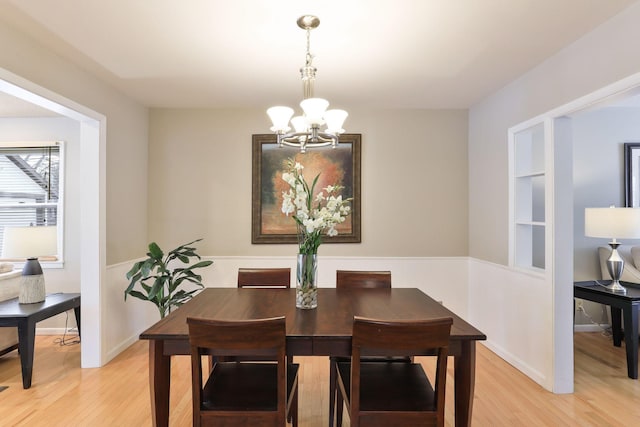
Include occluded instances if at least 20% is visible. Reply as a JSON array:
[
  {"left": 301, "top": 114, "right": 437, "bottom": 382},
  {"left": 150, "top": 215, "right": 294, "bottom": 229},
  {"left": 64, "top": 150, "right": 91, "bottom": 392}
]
[{"left": 139, "top": 287, "right": 486, "bottom": 427}]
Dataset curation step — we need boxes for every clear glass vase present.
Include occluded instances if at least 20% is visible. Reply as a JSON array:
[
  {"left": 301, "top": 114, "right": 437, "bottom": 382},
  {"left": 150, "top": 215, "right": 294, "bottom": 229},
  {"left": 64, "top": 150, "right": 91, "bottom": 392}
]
[{"left": 296, "top": 253, "right": 318, "bottom": 309}]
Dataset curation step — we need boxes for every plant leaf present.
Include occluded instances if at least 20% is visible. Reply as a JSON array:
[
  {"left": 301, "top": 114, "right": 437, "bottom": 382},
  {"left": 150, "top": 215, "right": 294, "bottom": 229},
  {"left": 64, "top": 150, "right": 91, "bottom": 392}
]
[
  {"left": 126, "top": 290, "right": 150, "bottom": 301},
  {"left": 148, "top": 242, "right": 163, "bottom": 260},
  {"left": 125, "top": 261, "right": 142, "bottom": 279}
]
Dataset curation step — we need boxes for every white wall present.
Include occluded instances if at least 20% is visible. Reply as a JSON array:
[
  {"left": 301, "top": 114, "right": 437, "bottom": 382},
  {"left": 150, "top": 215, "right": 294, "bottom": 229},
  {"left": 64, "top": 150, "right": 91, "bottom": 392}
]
[
  {"left": 468, "top": 2, "right": 640, "bottom": 391},
  {"left": 573, "top": 107, "right": 640, "bottom": 280},
  {"left": 201, "top": 256, "right": 470, "bottom": 317},
  {"left": 148, "top": 108, "right": 469, "bottom": 258}
]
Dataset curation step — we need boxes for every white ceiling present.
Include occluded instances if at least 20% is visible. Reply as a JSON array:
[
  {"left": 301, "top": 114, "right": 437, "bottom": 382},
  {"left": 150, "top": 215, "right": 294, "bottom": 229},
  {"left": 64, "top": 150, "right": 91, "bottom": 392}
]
[{"left": 0, "top": 0, "right": 638, "bottom": 112}]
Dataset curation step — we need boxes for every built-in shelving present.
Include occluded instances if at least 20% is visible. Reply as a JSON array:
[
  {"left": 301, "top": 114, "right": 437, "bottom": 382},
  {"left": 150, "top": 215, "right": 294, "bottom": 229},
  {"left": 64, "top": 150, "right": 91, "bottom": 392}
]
[{"left": 511, "top": 122, "right": 546, "bottom": 270}]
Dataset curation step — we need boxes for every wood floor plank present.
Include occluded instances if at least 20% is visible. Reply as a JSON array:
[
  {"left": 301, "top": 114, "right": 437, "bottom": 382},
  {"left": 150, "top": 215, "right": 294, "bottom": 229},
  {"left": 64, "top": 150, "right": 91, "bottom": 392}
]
[{"left": 0, "top": 332, "right": 639, "bottom": 425}]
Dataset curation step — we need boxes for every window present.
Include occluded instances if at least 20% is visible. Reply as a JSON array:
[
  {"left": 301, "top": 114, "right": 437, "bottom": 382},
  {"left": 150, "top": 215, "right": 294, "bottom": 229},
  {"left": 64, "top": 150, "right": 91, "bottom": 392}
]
[{"left": 0, "top": 141, "right": 63, "bottom": 264}]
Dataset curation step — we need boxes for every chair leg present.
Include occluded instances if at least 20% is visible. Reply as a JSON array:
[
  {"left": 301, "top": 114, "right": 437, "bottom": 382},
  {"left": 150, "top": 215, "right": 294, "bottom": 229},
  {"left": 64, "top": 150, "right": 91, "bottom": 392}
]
[
  {"left": 336, "top": 382, "right": 344, "bottom": 427},
  {"left": 329, "top": 358, "right": 337, "bottom": 427},
  {"left": 287, "top": 355, "right": 297, "bottom": 426},
  {"left": 292, "top": 384, "right": 299, "bottom": 427}
]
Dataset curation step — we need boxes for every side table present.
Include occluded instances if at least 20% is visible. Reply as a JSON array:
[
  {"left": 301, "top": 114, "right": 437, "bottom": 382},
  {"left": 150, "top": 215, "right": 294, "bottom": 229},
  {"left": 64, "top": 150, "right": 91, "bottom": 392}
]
[
  {"left": 0, "top": 293, "right": 81, "bottom": 388},
  {"left": 574, "top": 281, "right": 639, "bottom": 379}
]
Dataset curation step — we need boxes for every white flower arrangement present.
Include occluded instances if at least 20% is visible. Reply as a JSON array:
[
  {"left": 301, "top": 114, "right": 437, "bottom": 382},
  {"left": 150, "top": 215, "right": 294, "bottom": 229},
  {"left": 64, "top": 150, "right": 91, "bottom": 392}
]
[{"left": 281, "top": 158, "right": 352, "bottom": 254}]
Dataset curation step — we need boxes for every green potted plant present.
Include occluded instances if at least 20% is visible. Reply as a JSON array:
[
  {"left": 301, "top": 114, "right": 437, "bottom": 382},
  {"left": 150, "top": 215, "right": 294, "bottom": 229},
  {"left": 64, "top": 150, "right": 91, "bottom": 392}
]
[{"left": 124, "top": 239, "right": 213, "bottom": 318}]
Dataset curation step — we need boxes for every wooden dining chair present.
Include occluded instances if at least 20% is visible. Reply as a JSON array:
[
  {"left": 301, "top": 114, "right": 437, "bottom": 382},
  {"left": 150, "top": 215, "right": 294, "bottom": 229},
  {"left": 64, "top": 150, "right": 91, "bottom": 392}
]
[
  {"left": 335, "top": 316, "right": 453, "bottom": 427},
  {"left": 230, "top": 268, "right": 294, "bottom": 376},
  {"left": 187, "top": 316, "right": 299, "bottom": 427},
  {"left": 237, "top": 268, "right": 291, "bottom": 288},
  {"left": 329, "top": 270, "right": 392, "bottom": 426},
  {"left": 335, "top": 270, "right": 391, "bottom": 289}
]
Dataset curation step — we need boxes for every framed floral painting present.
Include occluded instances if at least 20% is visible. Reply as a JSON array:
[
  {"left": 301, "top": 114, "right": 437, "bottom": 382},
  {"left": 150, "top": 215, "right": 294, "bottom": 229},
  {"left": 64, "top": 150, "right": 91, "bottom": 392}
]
[{"left": 251, "top": 133, "right": 361, "bottom": 244}]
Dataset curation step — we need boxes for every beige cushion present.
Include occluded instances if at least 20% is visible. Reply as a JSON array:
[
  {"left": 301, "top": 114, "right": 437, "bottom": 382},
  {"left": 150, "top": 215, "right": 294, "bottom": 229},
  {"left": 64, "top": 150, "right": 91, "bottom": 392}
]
[
  {"left": 0, "top": 270, "right": 21, "bottom": 301},
  {"left": 0, "top": 262, "right": 14, "bottom": 273},
  {"left": 0, "top": 270, "right": 20, "bottom": 352},
  {"left": 630, "top": 247, "right": 640, "bottom": 272}
]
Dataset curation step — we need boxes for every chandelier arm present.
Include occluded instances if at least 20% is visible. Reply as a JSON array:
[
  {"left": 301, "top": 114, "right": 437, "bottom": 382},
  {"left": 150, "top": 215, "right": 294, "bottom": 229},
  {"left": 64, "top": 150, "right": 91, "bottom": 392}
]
[
  {"left": 280, "top": 139, "right": 333, "bottom": 148},
  {"left": 279, "top": 140, "right": 332, "bottom": 149},
  {"left": 277, "top": 132, "right": 337, "bottom": 147},
  {"left": 278, "top": 132, "right": 338, "bottom": 142}
]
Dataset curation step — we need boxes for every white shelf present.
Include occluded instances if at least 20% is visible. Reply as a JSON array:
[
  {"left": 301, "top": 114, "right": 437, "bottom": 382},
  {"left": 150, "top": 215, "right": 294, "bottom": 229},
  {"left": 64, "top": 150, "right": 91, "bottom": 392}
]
[
  {"left": 511, "top": 121, "right": 547, "bottom": 271},
  {"left": 515, "top": 171, "right": 545, "bottom": 179},
  {"left": 515, "top": 221, "right": 545, "bottom": 226}
]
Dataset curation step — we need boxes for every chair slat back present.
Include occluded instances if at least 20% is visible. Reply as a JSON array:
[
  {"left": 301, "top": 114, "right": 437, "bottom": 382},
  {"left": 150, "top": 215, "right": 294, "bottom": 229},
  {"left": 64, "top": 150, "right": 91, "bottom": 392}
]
[
  {"left": 238, "top": 268, "right": 291, "bottom": 288},
  {"left": 353, "top": 316, "right": 452, "bottom": 356},
  {"left": 188, "top": 316, "right": 285, "bottom": 356},
  {"left": 187, "top": 316, "right": 288, "bottom": 427},
  {"left": 350, "top": 316, "right": 453, "bottom": 427},
  {"left": 336, "top": 270, "right": 391, "bottom": 289}
]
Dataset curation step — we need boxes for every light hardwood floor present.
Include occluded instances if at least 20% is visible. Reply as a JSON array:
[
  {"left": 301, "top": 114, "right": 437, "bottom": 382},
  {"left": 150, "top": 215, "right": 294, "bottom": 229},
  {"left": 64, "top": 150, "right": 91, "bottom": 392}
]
[{"left": 1, "top": 332, "right": 639, "bottom": 426}]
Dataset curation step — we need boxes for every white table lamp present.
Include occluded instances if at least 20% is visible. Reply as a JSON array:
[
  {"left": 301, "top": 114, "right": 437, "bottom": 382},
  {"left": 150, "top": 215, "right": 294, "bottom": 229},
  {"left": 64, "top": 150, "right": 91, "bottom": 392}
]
[
  {"left": 1, "top": 226, "right": 57, "bottom": 303},
  {"left": 585, "top": 207, "right": 640, "bottom": 294}
]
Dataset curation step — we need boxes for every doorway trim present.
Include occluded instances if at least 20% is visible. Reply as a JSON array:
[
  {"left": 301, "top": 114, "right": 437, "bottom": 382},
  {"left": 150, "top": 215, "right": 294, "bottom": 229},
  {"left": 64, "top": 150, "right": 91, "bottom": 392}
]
[{"left": 0, "top": 68, "right": 106, "bottom": 367}]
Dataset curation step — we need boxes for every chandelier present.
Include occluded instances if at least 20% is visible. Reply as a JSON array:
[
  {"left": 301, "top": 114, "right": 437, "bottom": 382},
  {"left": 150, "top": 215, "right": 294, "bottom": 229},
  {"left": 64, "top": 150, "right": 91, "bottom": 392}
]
[{"left": 267, "top": 15, "right": 348, "bottom": 153}]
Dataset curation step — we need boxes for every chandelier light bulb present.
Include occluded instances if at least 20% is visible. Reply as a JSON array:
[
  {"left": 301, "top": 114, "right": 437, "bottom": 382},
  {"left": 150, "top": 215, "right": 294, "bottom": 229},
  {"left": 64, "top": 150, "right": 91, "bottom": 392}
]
[{"left": 291, "top": 116, "right": 308, "bottom": 133}]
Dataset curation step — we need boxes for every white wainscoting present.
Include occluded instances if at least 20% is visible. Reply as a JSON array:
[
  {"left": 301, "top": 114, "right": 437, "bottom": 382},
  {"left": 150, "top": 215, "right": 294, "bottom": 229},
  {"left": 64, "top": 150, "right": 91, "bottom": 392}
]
[
  {"left": 102, "top": 256, "right": 469, "bottom": 364},
  {"left": 43, "top": 255, "right": 568, "bottom": 392},
  {"left": 468, "top": 257, "right": 553, "bottom": 390},
  {"left": 104, "top": 259, "right": 157, "bottom": 363},
  {"left": 200, "top": 256, "right": 471, "bottom": 320}
]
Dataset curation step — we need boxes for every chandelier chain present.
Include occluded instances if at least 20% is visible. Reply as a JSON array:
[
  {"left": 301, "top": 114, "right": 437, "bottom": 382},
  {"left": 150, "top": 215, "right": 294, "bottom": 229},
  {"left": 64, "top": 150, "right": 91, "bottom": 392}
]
[{"left": 305, "top": 28, "right": 314, "bottom": 67}]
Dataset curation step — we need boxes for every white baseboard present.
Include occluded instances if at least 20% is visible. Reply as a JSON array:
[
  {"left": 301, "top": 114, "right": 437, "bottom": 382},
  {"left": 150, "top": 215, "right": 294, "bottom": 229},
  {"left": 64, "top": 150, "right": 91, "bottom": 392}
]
[
  {"left": 105, "top": 332, "right": 143, "bottom": 363},
  {"left": 573, "top": 324, "right": 610, "bottom": 333},
  {"left": 36, "top": 328, "right": 79, "bottom": 336},
  {"left": 481, "top": 340, "right": 547, "bottom": 387}
]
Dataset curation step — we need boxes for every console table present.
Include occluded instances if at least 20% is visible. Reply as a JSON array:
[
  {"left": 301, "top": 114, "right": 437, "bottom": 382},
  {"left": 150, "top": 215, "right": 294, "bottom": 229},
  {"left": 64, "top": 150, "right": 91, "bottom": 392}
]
[
  {"left": 0, "top": 293, "right": 81, "bottom": 388},
  {"left": 574, "top": 280, "right": 639, "bottom": 379}
]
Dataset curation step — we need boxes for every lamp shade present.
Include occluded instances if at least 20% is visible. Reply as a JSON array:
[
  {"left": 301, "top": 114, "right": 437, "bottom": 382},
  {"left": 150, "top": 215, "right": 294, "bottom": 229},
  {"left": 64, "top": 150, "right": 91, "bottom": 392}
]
[
  {"left": 1, "top": 226, "right": 58, "bottom": 259},
  {"left": 585, "top": 208, "right": 640, "bottom": 239},
  {"left": 267, "top": 106, "right": 294, "bottom": 133},
  {"left": 300, "top": 98, "right": 329, "bottom": 125},
  {"left": 324, "top": 109, "right": 348, "bottom": 134}
]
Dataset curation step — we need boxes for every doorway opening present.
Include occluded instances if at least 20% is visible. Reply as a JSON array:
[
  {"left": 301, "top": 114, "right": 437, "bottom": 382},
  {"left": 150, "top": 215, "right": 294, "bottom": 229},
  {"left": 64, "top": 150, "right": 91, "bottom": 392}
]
[{"left": 0, "top": 69, "right": 105, "bottom": 367}]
